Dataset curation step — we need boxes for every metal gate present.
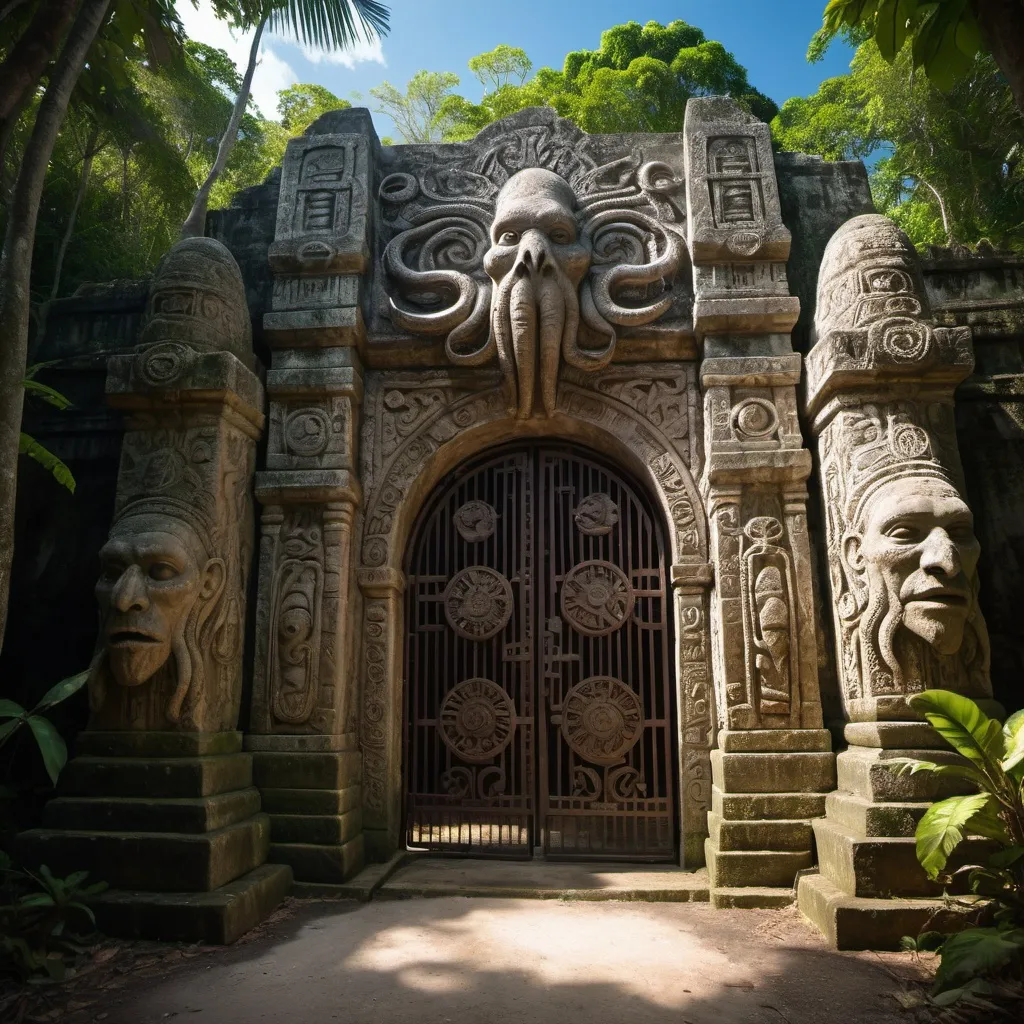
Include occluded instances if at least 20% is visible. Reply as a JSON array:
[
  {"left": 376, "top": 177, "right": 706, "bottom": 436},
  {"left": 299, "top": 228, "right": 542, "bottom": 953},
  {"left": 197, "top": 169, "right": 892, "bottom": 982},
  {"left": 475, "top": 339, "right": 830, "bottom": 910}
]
[{"left": 404, "top": 444, "right": 676, "bottom": 861}]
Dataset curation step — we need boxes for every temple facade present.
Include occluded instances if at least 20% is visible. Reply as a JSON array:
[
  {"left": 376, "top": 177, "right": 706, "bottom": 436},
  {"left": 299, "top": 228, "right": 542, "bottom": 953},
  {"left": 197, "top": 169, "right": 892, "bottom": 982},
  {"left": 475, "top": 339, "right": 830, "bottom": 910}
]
[{"left": 11, "top": 99, "right": 1024, "bottom": 950}]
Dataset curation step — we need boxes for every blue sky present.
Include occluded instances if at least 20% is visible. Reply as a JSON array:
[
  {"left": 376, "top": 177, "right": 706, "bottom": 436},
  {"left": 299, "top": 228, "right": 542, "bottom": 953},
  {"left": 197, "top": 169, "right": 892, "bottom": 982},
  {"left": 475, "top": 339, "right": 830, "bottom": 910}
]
[{"left": 179, "top": 0, "right": 856, "bottom": 137}]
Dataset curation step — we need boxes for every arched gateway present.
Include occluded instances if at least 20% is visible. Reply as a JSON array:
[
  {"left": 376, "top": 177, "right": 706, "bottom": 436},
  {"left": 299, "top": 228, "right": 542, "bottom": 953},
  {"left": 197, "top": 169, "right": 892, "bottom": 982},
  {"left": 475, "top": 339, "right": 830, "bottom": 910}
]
[
  {"left": 404, "top": 442, "right": 677, "bottom": 860},
  {"left": 31, "top": 97, "right": 1001, "bottom": 952}
]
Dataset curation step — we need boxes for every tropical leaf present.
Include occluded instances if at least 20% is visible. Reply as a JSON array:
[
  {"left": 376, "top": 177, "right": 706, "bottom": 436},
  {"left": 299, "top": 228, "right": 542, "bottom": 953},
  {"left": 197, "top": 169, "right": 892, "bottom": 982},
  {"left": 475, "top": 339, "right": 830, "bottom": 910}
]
[
  {"left": 0, "top": 718, "right": 22, "bottom": 746},
  {"left": 934, "top": 927, "right": 1024, "bottom": 992},
  {"left": 1002, "top": 709, "right": 1024, "bottom": 774},
  {"left": 33, "top": 671, "right": 90, "bottom": 713},
  {"left": 26, "top": 717, "right": 68, "bottom": 786},
  {"left": 19, "top": 434, "right": 76, "bottom": 494},
  {"left": 0, "top": 698, "right": 26, "bottom": 719},
  {"left": 22, "top": 379, "right": 72, "bottom": 410},
  {"left": 908, "top": 690, "right": 1005, "bottom": 775},
  {"left": 265, "top": 0, "right": 390, "bottom": 52},
  {"left": 916, "top": 792, "right": 996, "bottom": 878},
  {"left": 893, "top": 756, "right": 991, "bottom": 789}
]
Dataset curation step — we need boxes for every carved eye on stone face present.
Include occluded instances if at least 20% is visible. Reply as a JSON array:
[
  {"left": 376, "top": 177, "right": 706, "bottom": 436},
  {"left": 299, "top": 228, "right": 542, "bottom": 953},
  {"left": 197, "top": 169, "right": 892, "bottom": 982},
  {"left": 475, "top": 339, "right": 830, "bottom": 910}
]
[
  {"left": 148, "top": 562, "right": 179, "bottom": 582},
  {"left": 498, "top": 230, "right": 519, "bottom": 246},
  {"left": 548, "top": 226, "right": 572, "bottom": 245},
  {"left": 885, "top": 523, "right": 920, "bottom": 543}
]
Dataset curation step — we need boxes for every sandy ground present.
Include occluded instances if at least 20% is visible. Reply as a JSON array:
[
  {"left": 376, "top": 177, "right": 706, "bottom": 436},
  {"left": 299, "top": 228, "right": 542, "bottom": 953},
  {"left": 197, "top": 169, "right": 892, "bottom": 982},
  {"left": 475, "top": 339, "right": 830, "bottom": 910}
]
[{"left": 14, "top": 896, "right": 934, "bottom": 1024}]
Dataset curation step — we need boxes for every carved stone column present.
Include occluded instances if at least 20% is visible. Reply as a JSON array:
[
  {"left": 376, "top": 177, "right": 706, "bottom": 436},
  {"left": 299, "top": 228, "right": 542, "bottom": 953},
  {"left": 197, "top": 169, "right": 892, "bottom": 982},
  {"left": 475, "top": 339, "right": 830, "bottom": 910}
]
[
  {"left": 246, "top": 111, "right": 373, "bottom": 884},
  {"left": 19, "top": 238, "right": 290, "bottom": 943},
  {"left": 685, "top": 98, "right": 834, "bottom": 908},
  {"left": 799, "top": 214, "right": 996, "bottom": 948}
]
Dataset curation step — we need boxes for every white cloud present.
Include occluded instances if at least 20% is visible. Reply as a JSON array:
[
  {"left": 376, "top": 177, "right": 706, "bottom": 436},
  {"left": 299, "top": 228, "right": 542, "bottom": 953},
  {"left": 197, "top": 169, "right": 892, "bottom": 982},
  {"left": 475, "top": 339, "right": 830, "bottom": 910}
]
[{"left": 176, "top": 1, "right": 385, "bottom": 119}]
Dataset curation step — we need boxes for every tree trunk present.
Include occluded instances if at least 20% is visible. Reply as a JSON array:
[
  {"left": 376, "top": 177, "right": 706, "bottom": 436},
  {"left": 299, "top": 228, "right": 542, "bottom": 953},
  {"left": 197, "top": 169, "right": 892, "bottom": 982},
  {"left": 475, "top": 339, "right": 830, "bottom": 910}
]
[
  {"left": 50, "top": 123, "right": 99, "bottom": 302},
  {"left": 0, "top": 0, "right": 80, "bottom": 126},
  {"left": 180, "top": 16, "right": 265, "bottom": 240},
  {"left": 0, "top": 0, "right": 112, "bottom": 652},
  {"left": 972, "top": 0, "right": 1024, "bottom": 116}
]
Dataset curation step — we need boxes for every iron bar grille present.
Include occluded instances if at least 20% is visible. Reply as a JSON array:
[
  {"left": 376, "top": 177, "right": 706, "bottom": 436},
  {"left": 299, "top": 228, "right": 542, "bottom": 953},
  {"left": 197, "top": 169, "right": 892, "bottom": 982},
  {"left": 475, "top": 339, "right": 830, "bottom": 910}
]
[{"left": 404, "top": 443, "right": 676, "bottom": 860}]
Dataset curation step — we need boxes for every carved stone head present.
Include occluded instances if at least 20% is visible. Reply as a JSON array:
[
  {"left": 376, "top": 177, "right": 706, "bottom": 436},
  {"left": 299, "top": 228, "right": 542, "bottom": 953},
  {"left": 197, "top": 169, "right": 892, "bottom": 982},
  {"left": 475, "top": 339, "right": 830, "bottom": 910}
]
[
  {"left": 92, "top": 502, "right": 227, "bottom": 725},
  {"left": 843, "top": 474, "right": 980, "bottom": 667}
]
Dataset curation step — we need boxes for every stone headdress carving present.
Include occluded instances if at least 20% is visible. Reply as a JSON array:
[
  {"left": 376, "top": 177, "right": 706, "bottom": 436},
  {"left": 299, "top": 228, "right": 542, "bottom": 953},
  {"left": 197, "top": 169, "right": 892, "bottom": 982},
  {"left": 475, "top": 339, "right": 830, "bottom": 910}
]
[
  {"left": 379, "top": 110, "right": 688, "bottom": 418},
  {"left": 807, "top": 215, "right": 990, "bottom": 715},
  {"left": 89, "top": 237, "right": 262, "bottom": 733}
]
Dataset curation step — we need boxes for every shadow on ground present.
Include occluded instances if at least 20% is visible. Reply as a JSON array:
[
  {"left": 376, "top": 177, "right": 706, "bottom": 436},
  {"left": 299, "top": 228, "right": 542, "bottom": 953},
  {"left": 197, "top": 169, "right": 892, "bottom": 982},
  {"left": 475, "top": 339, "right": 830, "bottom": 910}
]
[{"left": 44, "top": 895, "right": 926, "bottom": 1024}]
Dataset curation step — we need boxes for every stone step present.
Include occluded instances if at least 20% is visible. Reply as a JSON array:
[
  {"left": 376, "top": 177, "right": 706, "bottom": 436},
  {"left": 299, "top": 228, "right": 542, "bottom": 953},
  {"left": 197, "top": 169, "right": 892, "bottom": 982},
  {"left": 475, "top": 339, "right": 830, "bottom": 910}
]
[
  {"left": 835, "top": 746, "right": 974, "bottom": 803},
  {"left": 92, "top": 863, "right": 292, "bottom": 945},
  {"left": 798, "top": 871, "right": 977, "bottom": 951},
  {"left": 268, "top": 836, "right": 365, "bottom": 883},
  {"left": 813, "top": 819, "right": 989, "bottom": 899},
  {"left": 43, "top": 788, "right": 261, "bottom": 834},
  {"left": 60, "top": 753, "right": 252, "bottom": 800},
  {"left": 705, "top": 839, "right": 812, "bottom": 888},
  {"left": 712, "top": 787, "right": 827, "bottom": 821},
  {"left": 707, "top": 811, "right": 812, "bottom": 851},
  {"left": 825, "top": 791, "right": 928, "bottom": 839},
  {"left": 711, "top": 886, "right": 794, "bottom": 909},
  {"left": 18, "top": 815, "right": 270, "bottom": 893},
  {"left": 711, "top": 750, "right": 836, "bottom": 794},
  {"left": 268, "top": 809, "right": 362, "bottom": 845}
]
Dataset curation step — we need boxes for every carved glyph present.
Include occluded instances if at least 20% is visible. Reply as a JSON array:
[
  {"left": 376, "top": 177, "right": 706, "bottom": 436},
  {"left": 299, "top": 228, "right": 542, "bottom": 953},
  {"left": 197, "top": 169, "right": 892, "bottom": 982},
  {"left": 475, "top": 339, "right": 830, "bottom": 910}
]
[
  {"left": 439, "top": 678, "right": 517, "bottom": 763},
  {"left": 560, "top": 676, "right": 644, "bottom": 766},
  {"left": 561, "top": 560, "right": 634, "bottom": 636},
  {"left": 443, "top": 566, "right": 514, "bottom": 641}
]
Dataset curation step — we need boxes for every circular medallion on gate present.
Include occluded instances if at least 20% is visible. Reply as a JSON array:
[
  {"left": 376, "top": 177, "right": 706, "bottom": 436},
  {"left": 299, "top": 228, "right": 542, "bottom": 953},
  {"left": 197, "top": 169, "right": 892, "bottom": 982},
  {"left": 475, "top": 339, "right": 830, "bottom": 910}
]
[
  {"left": 560, "top": 675, "right": 643, "bottom": 765},
  {"left": 561, "top": 560, "right": 634, "bottom": 636},
  {"left": 453, "top": 500, "right": 497, "bottom": 542},
  {"left": 439, "top": 677, "right": 516, "bottom": 763},
  {"left": 444, "top": 566, "right": 513, "bottom": 640},
  {"left": 573, "top": 492, "right": 619, "bottom": 536}
]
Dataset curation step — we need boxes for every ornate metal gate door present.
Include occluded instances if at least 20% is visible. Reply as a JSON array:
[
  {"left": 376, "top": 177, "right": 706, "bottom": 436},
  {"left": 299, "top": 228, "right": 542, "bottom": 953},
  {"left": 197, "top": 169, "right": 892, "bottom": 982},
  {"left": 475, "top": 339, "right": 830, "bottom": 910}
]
[{"left": 404, "top": 444, "right": 675, "bottom": 860}]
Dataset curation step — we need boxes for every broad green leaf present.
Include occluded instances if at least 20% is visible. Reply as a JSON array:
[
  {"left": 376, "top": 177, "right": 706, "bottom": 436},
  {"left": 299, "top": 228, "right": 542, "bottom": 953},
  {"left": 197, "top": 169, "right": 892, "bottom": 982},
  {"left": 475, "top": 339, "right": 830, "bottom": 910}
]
[
  {"left": 0, "top": 698, "right": 26, "bottom": 719},
  {"left": 875, "top": 0, "right": 917, "bottom": 61},
  {"left": 26, "top": 717, "right": 68, "bottom": 786},
  {"left": 33, "top": 670, "right": 90, "bottom": 713},
  {"left": 892, "top": 757, "right": 990, "bottom": 788},
  {"left": 908, "top": 690, "right": 1005, "bottom": 773},
  {"left": 934, "top": 927, "right": 1024, "bottom": 991},
  {"left": 916, "top": 792, "right": 993, "bottom": 878},
  {"left": 0, "top": 718, "right": 22, "bottom": 746},
  {"left": 18, "top": 434, "right": 76, "bottom": 494},
  {"left": 22, "top": 379, "right": 72, "bottom": 410},
  {"left": 1002, "top": 709, "right": 1024, "bottom": 773}
]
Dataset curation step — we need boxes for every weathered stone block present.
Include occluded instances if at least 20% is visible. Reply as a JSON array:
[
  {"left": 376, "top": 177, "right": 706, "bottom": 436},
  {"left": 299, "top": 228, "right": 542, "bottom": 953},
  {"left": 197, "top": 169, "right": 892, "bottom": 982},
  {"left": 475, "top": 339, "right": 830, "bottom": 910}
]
[
  {"left": 705, "top": 841, "right": 811, "bottom": 888},
  {"left": 19, "top": 815, "right": 270, "bottom": 893},
  {"left": 42, "top": 788, "right": 261, "bottom": 834},
  {"left": 76, "top": 731, "right": 243, "bottom": 758},
  {"left": 258, "top": 786, "right": 360, "bottom": 816},
  {"left": 708, "top": 811, "right": 812, "bottom": 851},
  {"left": 712, "top": 788, "right": 828, "bottom": 821},
  {"left": 268, "top": 835, "right": 364, "bottom": 883},
  {"left": 835, "top": 746, "right": 975, "bottom": 803},
  {"left": 60, "top": 754, "right": 253, "bottom": 799},
  {"left": 92, "top": 863, "right": 293, "bottom": 945},
  {"left": 824, "top": 791, "right": 927, "bottom": 839},
  {"left": 843, "top": 721, "right": 945, "bottom": 750},
  {"left": 268, "top": 809, "right": 362, "bottom": 845},
  {"left": 718, "top": 729, "right": 831, "bottom": 753},
  {"left": 710, "top": 750, "right": 836, "bottom": 793},
  {"left": 251, "top": 751, "right": 361, "bottom": 790}
]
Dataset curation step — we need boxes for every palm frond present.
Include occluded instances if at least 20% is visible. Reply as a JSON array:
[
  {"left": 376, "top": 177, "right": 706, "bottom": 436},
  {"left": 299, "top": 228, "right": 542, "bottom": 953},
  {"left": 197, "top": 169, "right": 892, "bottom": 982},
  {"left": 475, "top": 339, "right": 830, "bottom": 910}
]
[{"left": 265, "top": 0, "right": 390, "bottom": 52}]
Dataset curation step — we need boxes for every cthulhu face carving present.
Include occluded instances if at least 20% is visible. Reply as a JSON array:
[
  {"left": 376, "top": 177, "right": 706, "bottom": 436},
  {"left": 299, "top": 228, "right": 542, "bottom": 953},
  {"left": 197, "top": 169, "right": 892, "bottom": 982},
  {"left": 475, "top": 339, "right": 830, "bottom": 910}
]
[
  {"left": 483, "top": 169, "right": 590, "bottom": 419},
  {"left": 843, "top": 477, "right": 980, "bottom": 669},
  {"left": 95, "top": 512, "right": 225, "bottom": 721},
  {"left": 383, "top": 160, "right": 684, "bottom": 421}
]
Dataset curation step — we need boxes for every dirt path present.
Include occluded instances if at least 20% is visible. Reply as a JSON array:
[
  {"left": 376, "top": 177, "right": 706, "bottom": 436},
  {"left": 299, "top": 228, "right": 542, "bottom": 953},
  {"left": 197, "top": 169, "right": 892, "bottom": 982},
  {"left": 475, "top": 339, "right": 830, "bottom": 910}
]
[{"left": 35, "top": 897, "right": 930, "bottom": 1024}]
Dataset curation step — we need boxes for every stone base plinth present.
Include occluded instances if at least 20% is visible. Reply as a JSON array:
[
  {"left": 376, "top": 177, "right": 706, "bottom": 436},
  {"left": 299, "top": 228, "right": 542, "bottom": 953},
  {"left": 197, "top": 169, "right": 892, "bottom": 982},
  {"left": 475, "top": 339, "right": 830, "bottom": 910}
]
[
  {"left": 19, "top": 732, "right": 286, "bottom": 943},
  {"left": 705, "top": 730, "right": 834, "bottom": 907},
  {"left": 250, "top": 747, "right": 365, "bottom": 883},
  {"left": 91, "top": 863, "right": 293, "bottom": 945},
  {"left": 798, "top": 872, "right": 976, "bottom": 951}
]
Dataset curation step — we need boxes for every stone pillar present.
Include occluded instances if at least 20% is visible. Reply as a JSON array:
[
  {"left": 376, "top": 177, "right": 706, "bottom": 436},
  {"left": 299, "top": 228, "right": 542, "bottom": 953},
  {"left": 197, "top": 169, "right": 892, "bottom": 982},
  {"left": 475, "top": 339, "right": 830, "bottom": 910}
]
[
  {"left": 18, "top": 239, "right": 290, "bottom": 943},
  {"left": 685, "top": 97, "right": 834, "bottom": 907},
  {"left": 799, "top": 214, "right": 996, "bottom": 948},
  {"left": 247, "top": 111, "right": 373, "bottom": 884}
]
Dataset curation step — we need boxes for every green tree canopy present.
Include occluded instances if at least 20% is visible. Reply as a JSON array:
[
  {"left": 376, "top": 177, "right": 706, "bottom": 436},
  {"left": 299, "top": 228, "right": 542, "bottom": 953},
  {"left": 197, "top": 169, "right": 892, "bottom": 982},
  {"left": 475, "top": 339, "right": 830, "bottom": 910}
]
[
  {"left": 773, "top": 41, "right": 1024, "bottom": 249},
  {"left": 422, "top": 20, "right": 778, "bottom": 143}
]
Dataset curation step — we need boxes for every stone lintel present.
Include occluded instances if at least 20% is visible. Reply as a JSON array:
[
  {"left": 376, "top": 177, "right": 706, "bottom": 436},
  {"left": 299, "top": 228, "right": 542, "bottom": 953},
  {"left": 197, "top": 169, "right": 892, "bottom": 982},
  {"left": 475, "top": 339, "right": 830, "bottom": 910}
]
[
  {"left": 693, "top": 296, "right": 800, "bottom": 338},
  {"left": 670, "top": 562, "right": 714, "bottom": 589},
  {"left": 700, "top": 353, "right": 802, "bottom": 388},
  {"left": 255, "top": 469, "right": 361, "bottom": 506},
  {"left": 703, "top": 447, "right": 812, "bottom": 486},
  {"left": 263, "top": 307, "right": 365, "bottom": 349},
  {"left": 357, "top": 566, "right": 405, "bottom": 597}
]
